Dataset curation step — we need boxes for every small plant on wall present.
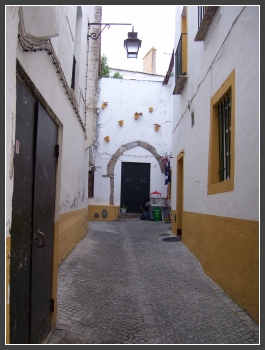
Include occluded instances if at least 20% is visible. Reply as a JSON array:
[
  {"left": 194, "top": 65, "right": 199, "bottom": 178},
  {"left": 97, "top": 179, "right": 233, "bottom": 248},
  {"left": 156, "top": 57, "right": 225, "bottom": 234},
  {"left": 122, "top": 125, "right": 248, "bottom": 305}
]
[
  {"left": 154, "top": 123, "right": 161, "bottom": 131},
  {"left": 134, "top": 112, "right": 143, "bottom": 120}
]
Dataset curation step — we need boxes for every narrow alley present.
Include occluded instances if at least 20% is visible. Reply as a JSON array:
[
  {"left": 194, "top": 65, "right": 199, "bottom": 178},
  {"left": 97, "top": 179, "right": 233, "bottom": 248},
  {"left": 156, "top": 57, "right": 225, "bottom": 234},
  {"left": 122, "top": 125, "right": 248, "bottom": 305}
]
[
  {"left": 6, "top": 6, "right": 259, "bottom": 344},
  {"left": 47, "top": 219, "right": 259, "bottom": 345}
]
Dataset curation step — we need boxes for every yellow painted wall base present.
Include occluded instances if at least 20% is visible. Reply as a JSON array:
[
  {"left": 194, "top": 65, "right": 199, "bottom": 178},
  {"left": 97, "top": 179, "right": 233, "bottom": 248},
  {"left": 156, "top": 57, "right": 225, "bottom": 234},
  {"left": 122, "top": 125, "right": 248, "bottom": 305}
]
[
  {"left": 171, "top": 209, "right": 177, "bottom": 235},
  {"left": 50, "top": 207, "right": 89, "bottom": 337},
  {"left": 57, "top": 207, "right": 88, "bottom": 265},
  {"left": 88, "top": 204, "right": 120, "bottom": 221},
  {"left": 182, "top": 211, "right": 259, "bottom": 323},
  {"left": 6, "top": 236, "right": 10, "bottom": 344},
  {"left": 51, "top": 221, "right": 59, "bottom": 330}
]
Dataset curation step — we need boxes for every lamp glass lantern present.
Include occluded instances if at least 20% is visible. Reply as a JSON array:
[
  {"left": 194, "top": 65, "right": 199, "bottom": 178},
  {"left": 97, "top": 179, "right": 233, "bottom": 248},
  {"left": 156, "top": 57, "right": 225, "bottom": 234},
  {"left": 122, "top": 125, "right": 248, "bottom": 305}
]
[{"left": 124, "top": 27, "right": 142, "bottom": 58}]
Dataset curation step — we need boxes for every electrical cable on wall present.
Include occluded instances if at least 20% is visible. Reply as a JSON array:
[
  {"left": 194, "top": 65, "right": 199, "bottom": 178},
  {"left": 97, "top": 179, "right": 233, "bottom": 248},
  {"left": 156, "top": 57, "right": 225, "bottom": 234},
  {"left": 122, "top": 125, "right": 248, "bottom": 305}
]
[{"left": 172, "top": 6, "right": 246, "bottom": 135}]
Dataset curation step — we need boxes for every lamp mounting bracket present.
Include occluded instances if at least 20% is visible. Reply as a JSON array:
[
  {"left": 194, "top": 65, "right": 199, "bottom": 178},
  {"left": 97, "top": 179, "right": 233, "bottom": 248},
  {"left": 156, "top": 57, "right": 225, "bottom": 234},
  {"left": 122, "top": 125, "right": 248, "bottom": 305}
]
[{"left": 87, "top": 23, "right": 132, "bottom": 40}]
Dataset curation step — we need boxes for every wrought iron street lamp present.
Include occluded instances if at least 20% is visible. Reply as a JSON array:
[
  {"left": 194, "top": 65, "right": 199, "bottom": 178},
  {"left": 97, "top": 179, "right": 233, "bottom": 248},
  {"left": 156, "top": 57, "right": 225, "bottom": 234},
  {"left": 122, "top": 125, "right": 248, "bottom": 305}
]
[
  {"left": 88, "top": 22, "right": 142, "bottom": 58},
  {"left": 124, "top": 26, "right": 142, "bottom": 58}
]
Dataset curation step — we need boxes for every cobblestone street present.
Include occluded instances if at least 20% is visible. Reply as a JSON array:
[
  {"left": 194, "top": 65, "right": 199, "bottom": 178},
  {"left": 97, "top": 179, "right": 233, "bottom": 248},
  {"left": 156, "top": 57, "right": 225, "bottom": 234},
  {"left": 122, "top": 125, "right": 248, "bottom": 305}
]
[{"left": 48, "top": 220, "right": 259, "bottom": 344}]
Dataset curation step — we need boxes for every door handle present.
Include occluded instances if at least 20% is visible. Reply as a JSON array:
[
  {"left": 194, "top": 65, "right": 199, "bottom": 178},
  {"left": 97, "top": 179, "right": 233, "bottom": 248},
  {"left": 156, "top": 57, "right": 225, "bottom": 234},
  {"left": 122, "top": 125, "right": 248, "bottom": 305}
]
[{"left": 34, "top": 229, "right": 46, "bottom": 248}]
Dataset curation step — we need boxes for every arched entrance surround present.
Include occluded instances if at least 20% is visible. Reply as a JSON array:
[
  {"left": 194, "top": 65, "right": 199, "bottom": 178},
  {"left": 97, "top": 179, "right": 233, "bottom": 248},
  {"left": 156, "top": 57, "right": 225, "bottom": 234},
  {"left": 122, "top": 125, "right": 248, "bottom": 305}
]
[{"left": 104, "top": 141, "right": 164, "bottom": 205}]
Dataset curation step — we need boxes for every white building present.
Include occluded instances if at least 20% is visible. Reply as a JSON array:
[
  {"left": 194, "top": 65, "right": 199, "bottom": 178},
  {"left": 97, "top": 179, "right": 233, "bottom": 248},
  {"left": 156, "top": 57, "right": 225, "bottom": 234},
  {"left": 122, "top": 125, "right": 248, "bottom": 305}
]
[
  {"left": 170, "top": 6, "right": 259, "bottom": 323},
  {"left": 88, "top": 67, "right": 173, "bottom": 220},
  {"left": 6, "top": 5, "right": 101, "bottom": 343}
]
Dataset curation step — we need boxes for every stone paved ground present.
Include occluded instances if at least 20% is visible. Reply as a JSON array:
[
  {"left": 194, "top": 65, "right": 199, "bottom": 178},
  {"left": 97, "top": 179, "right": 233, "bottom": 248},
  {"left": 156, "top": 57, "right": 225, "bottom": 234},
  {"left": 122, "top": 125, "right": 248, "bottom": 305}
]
[{"left": 48, "top": 219, "right": 259, "bottom": 344}]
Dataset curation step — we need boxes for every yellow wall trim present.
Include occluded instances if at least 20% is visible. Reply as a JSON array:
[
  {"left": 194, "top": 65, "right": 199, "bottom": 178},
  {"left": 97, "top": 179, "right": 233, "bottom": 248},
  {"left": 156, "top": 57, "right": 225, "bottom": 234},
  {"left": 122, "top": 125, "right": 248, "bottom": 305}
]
[
  {"left": 171, "top": 209, "right": 177, "bottom": 235},
  {"left": 208, "top": 70, "right": 235, "bottom": 195},
  {"left": 57, "top": 207, "right": 88, "bottom": 265},
  {"left": 181, "top": 8, "right": 188, "bottom": 74},
  {"left": 51, "top": 221, "right": 60, "bottom": 330},
  {"left": 182, "top": 210, "right": 259, "bottom": 322},
  {"left": 6, "top": 236, "right": 11, "bottom": 344},
  {"left": 88, "top": 204, "right": 120, "bottom": 221},
  {"left": 177, "top": 150, "right": 184, "bottom": 233}
]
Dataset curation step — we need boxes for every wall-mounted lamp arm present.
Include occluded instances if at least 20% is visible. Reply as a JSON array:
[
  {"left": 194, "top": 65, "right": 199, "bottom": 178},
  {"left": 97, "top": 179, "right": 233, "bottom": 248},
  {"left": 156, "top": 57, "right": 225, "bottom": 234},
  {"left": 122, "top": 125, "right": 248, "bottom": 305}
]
[{"left": 87, "top": 23, "right": 132, "bottom": 40}]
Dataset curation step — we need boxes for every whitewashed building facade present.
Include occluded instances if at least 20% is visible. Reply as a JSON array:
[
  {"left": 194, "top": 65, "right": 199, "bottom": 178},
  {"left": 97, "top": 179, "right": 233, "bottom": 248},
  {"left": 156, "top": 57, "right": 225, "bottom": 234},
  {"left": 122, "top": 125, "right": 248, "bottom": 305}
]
[
  {"left": 88, "top": 69, "right": 173, "bottom": 220},
  {"left": 170, "top": 6, "right": 259, "bottom": 322},
  {"left": 6, "top": 5, "right": 101, "bottom": 343}
]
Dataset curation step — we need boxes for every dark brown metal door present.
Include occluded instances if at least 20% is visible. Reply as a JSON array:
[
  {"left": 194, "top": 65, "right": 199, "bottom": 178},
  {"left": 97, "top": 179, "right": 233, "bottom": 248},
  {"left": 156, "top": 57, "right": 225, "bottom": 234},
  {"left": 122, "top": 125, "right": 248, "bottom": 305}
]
[
  {"left": 30, "top": 102, "right": 57, "bottom": 343},
  {"left": 10, "top": 78, "right": 36, "bottom": 343},
  {"left": 10, "top": 78, "right": 58, "bottom": 343},
  {"left": 120, "top": 162, "right": 150, "bottom": 213}
]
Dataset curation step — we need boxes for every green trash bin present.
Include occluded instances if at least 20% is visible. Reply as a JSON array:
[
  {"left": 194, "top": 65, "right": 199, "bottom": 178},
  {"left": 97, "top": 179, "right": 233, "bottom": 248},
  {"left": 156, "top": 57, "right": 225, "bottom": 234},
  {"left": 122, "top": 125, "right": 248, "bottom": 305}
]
[{"left": 153, "top": 207, "right": 162, "bottom": 221}]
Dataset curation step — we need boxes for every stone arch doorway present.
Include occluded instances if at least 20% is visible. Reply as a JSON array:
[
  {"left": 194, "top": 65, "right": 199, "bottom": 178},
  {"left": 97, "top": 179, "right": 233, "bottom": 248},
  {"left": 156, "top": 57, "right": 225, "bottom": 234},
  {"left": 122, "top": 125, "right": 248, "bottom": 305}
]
[{"left": 105, "top": 141, "right": 164, "bottom": 205}]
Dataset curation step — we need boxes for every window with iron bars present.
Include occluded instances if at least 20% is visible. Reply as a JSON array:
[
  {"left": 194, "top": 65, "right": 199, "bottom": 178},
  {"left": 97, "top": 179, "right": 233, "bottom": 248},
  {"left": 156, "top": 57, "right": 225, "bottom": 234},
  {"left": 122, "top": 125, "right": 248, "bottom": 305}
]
[
  {"left": 217, "top": 90, "right": 231, "bottom": 182},
  {"left": 175, "top": 33, "right": 187, "bottom": 78},
  {"left": 208, "top": 70, "right": 234, "bottom": 195},
  {"left": 195, "top": 6, "right": 219, "bottom": 41},
  {"left": 88, "top": 170, "right": 94, "bottom": 197},
  {"left": 198, "top": 6, "right": 209, "bottom": 28},
  {"left": 71, "top": 55, "right": 76, "bottom": 90}
]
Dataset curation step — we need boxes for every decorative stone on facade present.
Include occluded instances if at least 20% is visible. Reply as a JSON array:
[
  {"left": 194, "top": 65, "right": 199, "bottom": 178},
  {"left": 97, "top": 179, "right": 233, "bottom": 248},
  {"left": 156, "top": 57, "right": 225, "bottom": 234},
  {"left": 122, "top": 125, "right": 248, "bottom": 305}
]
[{"left": 105, "top": 141, "right": 165, "bottom": 205}]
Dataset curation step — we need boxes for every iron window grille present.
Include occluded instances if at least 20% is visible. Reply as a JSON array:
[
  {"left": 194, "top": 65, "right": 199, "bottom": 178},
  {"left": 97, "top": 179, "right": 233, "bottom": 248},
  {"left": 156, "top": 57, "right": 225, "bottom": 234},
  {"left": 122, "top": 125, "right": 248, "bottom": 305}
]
[
  {"left": 88, "top": 170, "right": 94, "bottom": 197},
  {"left": 198, "top": 6, "right": 209, "bottom": 28},
  {"left": 195, "top": 6, "right": 219, "bottom": 41},
  {"left": 217, "top": 90, "right": 231, "bottom": 182},
  {"left": 71, "top": 55, "right": 76, "bottom": 90},
  {"left": 175, "top": 33, "right": 187, "bottom": 78}
]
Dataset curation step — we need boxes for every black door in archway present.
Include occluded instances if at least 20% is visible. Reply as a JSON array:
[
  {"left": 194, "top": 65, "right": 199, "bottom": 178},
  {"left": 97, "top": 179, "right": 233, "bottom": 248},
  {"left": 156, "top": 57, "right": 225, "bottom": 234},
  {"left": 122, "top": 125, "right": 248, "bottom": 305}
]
[{"left": 120, "top": 162, "right": 150, "bottom": 213}]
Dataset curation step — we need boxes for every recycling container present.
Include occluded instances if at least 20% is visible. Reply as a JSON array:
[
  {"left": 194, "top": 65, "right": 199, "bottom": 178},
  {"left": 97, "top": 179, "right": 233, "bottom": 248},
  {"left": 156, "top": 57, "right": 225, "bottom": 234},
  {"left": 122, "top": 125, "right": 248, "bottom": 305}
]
[{"left": 153, "top": 207, "right": 162, "bottom": 221}]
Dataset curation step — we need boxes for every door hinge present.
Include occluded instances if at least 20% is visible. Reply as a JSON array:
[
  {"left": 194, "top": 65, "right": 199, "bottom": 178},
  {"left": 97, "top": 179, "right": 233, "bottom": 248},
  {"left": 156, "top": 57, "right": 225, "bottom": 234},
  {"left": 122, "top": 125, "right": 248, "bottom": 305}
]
[
  {"left": 51, "top": 298, "right": 54, "bottom": 312},
  {"left": 55, "top": 145, "right": 59, "bottom": 158}
]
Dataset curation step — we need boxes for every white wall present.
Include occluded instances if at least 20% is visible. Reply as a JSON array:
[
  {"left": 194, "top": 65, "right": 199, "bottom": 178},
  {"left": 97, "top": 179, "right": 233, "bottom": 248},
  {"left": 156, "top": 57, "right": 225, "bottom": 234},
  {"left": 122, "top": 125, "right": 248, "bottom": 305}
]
[
  {"left": 90, "top": 75, "right": 172, "bottom": 205},
  {"left": 171, "top": 6, "right": 259, "bottom": 221},
  {"left": 6, "top": 6, "right": 20, "bottom": 237},
  {"left": 6, "top": 6, "right": 101, "bottom": 223}
]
